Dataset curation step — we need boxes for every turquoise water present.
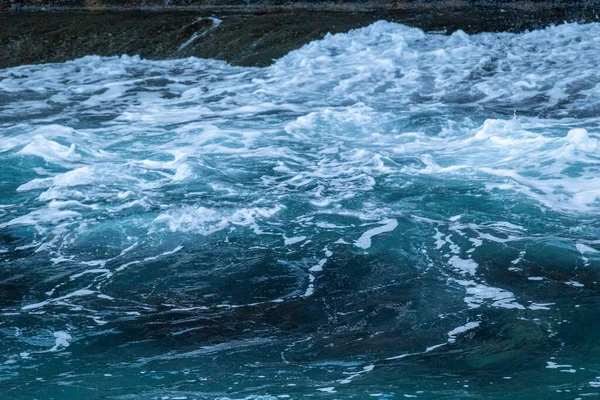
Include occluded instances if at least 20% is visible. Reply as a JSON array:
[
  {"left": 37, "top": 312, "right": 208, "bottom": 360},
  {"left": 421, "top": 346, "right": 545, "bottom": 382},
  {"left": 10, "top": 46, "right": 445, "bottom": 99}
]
[{"left": 1, "top": 21, "right": 600, "bottom": 399}]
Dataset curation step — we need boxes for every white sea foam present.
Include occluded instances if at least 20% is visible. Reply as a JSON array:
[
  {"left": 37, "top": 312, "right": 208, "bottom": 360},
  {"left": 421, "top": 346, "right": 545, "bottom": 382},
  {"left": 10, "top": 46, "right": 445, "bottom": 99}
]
[
  {"left": 49, "top": 331, "right": 72, "bottom": 352},
  {"left": 354, "top": 219, "right": 398, "bottom": 249},
  {"left": 18, "top": 135, "right": 81, "bottom": 163},
  {"left": 284, "top": 236, "right": 306, "bottom": 246},
  {"left": 456, "top": 280, "right": 525, "bottom": 310},
  {"left": 22, "top": 289, "right": 96, "bottom": 310},
  {"left": 449, "top": 256, "right": 478, "bottom": 276},
  {"left": 152, "top": 206, "right": 282, "bottom": 235},
  {"left": 447, "top": 321, "right": 480, "bottom": 343}
]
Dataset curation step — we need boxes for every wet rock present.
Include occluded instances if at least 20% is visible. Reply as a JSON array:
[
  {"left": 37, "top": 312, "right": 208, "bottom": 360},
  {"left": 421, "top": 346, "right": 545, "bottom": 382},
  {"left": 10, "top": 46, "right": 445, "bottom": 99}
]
[{"left": 2, "top": 6, "right": 600, "bottom": 69}]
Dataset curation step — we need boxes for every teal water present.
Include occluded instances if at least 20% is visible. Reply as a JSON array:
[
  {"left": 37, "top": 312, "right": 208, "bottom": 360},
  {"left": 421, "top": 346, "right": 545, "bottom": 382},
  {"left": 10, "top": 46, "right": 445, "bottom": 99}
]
[{"left": 1, "top": 21, "right": 600, "bottom": 399}]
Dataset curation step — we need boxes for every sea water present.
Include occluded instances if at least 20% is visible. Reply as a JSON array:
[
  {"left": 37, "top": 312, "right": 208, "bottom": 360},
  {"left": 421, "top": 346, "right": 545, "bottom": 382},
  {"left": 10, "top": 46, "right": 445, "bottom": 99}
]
[{"left": 1, "top": 21, "right": 600, "bottom": 399}]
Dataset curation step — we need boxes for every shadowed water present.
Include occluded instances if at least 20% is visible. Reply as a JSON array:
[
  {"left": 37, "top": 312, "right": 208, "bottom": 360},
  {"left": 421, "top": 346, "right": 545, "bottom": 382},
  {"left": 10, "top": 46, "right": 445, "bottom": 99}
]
[{"left": 1, "top": 21, "right": 600, "bottom": 399}]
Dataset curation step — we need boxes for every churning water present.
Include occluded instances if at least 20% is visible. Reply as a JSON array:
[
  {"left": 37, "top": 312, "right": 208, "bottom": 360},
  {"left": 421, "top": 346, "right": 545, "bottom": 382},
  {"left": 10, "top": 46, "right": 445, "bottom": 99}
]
[{"left": 2, "top": 21, "right": 600, "bottom": 399}]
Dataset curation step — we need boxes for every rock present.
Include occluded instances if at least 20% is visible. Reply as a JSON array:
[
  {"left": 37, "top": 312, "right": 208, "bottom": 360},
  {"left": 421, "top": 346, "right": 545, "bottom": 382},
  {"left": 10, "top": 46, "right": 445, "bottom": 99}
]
[{"left": 1, "top": 4, "right": 600, "bottom": 69}]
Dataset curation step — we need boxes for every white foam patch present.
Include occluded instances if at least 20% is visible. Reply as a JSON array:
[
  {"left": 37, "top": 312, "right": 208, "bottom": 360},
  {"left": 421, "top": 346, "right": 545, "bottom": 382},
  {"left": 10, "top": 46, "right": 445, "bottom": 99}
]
[
  {"left": 576, "top": 243, "right": 599, "bottom": 253},
  {"left": 449, "top": 256, "right": 478, "bottom": 276},
  {"left": 354, "top": 219, "right": 398, "bottom": 249},
  {"left": 564, "top": 128, "right": 598, "bottom": 153},
  {"left": 425, "top": 343, "right": 446, "bottom": 352},
  {"left": 309, "top": 258, "right": 327, "bottom": 272},
  {"left": 116, "top": 245, "right": 183, "bottom": 272},
  {"left": 565, "top": 280, "right": 584, "bottom": 288},
  {"left": 49, "top": 331, "right": 72, "bottom": 352},
  {"left": 546, "top": 361, "right": 573, "bottom": 369},
  {"left": 529, "top": 303, "right": 554, "bottom": 310},
  {"left": 284, "top": 236, "right": 306, "bottom": 245},
  {"left": 590, "top": 377, "right": 600, "bottom": 388},
  {"left": 447, "top": 321, "right": 480, "bottom": 343},
  {"left": 457, "top": 280, "right": 525, "bottom": 310},
  {"left": 317, "top": 387, "right": 337, "bottom": 393},
  {"left": 0, "top": 208, "right": 80, "bottom": 229},
  {"left": 303, "top": 273, "right": 316, "bottom": 297},
  {"left": 152, "top": 206, "right": 282, "bottom": 235},
  {"left": 22, "top": 289, "right": 95, "bottom": 310},
  {"left": 70, "top": 269, "right": 113, "bottom": 280},
  {"left": 528, "top": 276, "right": 544, "bottom": 281},
  {"left": 18, "top": 135, "right": 81, "bottom": 164},
  {"left": 17, "top": 166, "right": 95, "bottom": 192},
  {"left": 339, "top": 364, "right": 375, "bottom": 385}
]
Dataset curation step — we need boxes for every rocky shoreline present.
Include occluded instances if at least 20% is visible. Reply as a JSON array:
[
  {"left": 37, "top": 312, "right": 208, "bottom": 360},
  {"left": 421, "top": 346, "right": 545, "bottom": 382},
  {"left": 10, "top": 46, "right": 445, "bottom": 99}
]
[{"left": 1, "top": 3, "right": 600, "bottom": 69}]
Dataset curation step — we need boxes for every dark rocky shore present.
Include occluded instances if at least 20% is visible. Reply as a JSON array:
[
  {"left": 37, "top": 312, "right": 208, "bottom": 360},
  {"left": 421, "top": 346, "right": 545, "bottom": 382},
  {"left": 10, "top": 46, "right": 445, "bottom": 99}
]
[{"left": 1, "top": 2, "right": 600, "bottom": 68}]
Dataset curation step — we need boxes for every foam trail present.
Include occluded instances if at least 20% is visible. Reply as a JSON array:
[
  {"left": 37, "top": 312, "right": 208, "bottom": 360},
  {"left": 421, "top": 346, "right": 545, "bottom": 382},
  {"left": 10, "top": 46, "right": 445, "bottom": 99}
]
[{"left": 354, "top": 219, "right": 398, "bottom": 249}]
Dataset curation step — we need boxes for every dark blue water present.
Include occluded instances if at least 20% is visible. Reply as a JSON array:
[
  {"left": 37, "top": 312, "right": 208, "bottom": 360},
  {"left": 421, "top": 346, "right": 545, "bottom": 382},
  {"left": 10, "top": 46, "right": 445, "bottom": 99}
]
[{"left": 1, "top": 21, "right": 600, "bottom": 399}]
